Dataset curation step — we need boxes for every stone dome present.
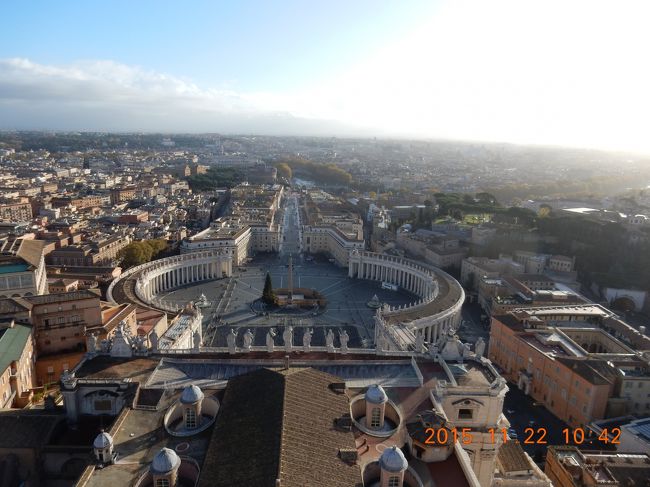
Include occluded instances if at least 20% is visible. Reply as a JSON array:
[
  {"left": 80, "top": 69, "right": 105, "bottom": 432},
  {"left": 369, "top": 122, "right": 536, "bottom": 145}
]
[
  {"left": 93, "top": 431, "right": 113, "bottom": 449},
  {"left": 379, "top": 446, "right": 408, "bottom": 473},
  {"left": 151, "top": 447, "right": 181, "bottom": 474},
  {"left": 365, "top": 384, "right": 388, "bottom": 404},
  {"left": 180, "top": 384, "right": 204, "bottom": 404}
]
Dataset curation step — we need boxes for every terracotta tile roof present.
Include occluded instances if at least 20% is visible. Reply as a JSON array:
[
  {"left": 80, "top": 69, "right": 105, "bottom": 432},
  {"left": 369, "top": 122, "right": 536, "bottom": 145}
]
[
  {"left": 16, "top": 239, "right": 45, "bottom": 268},
  {"left": 0, "top": 410, "right": 63, "bottom": 448},
  {"left": 497, "top": 440, "right": 532, "bottom": 473},
  {"left": 0, "top": 298, "right": 32, "bottom": 315},
  {"left": 555, "top": 357, "right": 617, "bottom": 385},
  {"left": 199, "top": 367, "right": 362, "bottom": 487},
  {"left": 493, "top": 313, "right": 526, "bottom": 331}
]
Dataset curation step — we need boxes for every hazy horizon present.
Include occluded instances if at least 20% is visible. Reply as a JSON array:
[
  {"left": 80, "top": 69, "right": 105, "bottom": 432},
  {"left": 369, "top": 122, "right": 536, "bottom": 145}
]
[{"left": 2, "top": 0, "right": 650, "bottom": 153}]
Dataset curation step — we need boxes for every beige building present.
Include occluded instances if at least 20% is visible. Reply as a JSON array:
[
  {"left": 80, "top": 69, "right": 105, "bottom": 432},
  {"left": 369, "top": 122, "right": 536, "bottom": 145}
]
[
  {"left": 545, "top": 447, "right": 650, "bottom": 486},
  {"left": 461, "top": 256, "right": 524, "bottom": 291},
  {"left": 493, "top": 440, "right": 552, "bottom": 486},
  {"left": 489, "top": 306, "right": 650, "bottom": 426},
  {"left": 181, "top": 218, "right": 253, "bottom": 265},
  {"left": 181, "top": 184, "right": 284, "bottom": 263},
  {"left": 303, "top": 225, "right": 364, "bottom": 266},
  {"left": 48, "top": 235, "right": 131, "bottom": 266},
  {"left": 0, "top": 198, "right": 32, "bottom": 222}
]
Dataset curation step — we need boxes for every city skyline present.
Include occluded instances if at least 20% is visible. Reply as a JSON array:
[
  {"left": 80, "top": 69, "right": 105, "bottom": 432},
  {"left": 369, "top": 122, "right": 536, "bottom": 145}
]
[{"left": 2, "top": 0, "right": 650, "bottom": 153}]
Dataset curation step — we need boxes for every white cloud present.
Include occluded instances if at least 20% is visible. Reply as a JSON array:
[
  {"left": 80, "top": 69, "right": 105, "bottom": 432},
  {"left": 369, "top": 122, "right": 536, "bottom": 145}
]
[
  {"left": 0, "top": 57, "right": 356, "bottom": 134},
  {"left": 1, "top": 0, "right": 650, "bottom": 153}
]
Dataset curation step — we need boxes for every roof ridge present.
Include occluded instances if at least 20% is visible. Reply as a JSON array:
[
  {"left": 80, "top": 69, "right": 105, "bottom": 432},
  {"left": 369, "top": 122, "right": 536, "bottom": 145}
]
[{"left": 276, "top": 366, "right": 289, "bottom": 486}]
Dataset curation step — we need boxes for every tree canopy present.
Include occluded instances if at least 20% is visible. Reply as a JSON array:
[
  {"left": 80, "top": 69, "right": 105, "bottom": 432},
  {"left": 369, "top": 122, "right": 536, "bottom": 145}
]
[
  {"left": 273, "top": 156, "right": 352, "bottom": 186},
  {"left": 118, "top": 239, "right": 168, "bottom": 268},
  {"left": 186, "top": 167, "right": 244, "bottom": 191},
  {"left": 275, "top": 162, "right": 292, "bottom": 180}
]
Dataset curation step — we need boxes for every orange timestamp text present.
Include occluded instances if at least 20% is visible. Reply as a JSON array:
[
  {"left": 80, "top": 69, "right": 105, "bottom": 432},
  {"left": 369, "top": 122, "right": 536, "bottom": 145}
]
[
  {"left": 422, "top": 427, "right": 621, "bottom": 445},
  {"left": 423, "top": 428, "right": 511, "bottom": 445}
]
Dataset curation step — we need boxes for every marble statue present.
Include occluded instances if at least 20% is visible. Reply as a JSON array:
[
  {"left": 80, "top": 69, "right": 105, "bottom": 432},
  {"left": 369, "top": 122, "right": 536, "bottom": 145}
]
[
  {"left": 415, "top": 332, "right": 424, "bottom": 353},
  {"left": 243, "top": 329, "right": 253, "bottom": 352},
  {"left": 325, "top": 329, "right": 335, "bottom": 353},
  {"left": 302, "top": 328, "right": 313, "bottom": 352},
  {"left": 266, "top": 328, "right": 276, "bottom": 353},
  {"left": 110, "top": 322, "right": 133, "bottom": 358},
  {"left": 227, "top": 328, "right": 237, "bottom": 354},
  {"left": 283, "top": 325, "right": 293, "bottom": 352},
  {"left": 429, "top": 343, "right": 439, "bottom": 359},
  {"left": 339, "top": 330, "right": 349, "bottom": 354},
  {"left": 150, "top": 329, "right": 158, "bottom": 352},
  {"left": 86, "top": 333, "right": 97, "bottom": 354},
  {"left": 193, "top": 329, "right": 201, "bottom": 351},
  {"left": 134, "top": 335, "right": 148, "bottom": 353},
  {"left": 475, "top": 337, "right": 486, "bottom": 358}
]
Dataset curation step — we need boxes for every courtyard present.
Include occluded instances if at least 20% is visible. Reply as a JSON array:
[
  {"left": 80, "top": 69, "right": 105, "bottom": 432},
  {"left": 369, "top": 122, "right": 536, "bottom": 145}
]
[{"left": 157, "top": 253, "right": 418, "bottom": 349}]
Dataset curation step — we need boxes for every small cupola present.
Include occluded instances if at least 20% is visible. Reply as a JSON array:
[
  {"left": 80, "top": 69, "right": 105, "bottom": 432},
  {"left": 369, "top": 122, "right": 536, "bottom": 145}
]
[
  {"left": 93, "top": 431, "right": 115, "bottom": 465},
  {"left": 365, "top": 384, "right": 388, "bottom": 430},
  {"left": 180, "top": 384, "right": 204, "bottom": 430},
  {"left": 379, "top": 446, "right": 408, "bottom": 487},
  {"left": 150, "top": 447, "right": 181, "bottom": 487}
]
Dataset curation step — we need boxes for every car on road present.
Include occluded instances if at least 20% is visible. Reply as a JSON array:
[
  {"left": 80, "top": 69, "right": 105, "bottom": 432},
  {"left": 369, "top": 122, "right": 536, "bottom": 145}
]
[{"left": 508, "top": 428, "right": 518, "bottom": 440}]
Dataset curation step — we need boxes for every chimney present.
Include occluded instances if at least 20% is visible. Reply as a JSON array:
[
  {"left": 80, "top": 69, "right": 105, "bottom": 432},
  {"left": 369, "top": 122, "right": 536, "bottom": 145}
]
[{"left": 284, "top": 355, "right": 290, "bottom": 370}]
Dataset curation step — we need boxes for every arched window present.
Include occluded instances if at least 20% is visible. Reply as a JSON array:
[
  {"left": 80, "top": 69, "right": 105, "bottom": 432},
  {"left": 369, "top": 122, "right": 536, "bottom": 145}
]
[
  {"left": 155, "top": 478, "right": 170, "bottom": 487},
  {"left": 370, "top": 407, "right": 381, "bottom": 428},
  {"left": 388, "top": 476, "right": 400, "bottom": 487},
  {"left": 185, "top": 407, "right": 197, "bottom": 429}
]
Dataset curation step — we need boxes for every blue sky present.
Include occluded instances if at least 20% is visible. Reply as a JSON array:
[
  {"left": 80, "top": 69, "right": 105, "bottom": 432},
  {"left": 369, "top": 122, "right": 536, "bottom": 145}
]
[
  {"left": 1, "top": 0, "right": 439, "bottom": 91},
  {"left": 2, "top": 0, "right": 650, "bottom": 152}
]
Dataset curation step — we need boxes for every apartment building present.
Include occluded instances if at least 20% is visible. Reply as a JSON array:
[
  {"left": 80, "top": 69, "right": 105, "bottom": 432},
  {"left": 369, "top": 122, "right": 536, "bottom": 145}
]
[
  {"left": 0, "top": 198, "right": 33, "bottom": 222},
  {"left": 489, "top": 306, "right": 650, "bottom": 426},
  {"left": 545, "top": 447, "right": 650, "bottom": 486},
  {"left": 48, "top": 235, "right": 131, "bottom": 266},
  {"left": 302, "top": 225, "right": 364, "bottom": 266}
]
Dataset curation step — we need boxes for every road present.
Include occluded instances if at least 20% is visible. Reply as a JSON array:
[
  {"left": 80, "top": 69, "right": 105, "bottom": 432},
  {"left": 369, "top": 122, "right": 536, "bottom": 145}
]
[
  {"left": 279, "top": 192, "right": 301, "bottom": 258},
  {"left": 458, "top": 301, "right": 489, "bottom": 345}
]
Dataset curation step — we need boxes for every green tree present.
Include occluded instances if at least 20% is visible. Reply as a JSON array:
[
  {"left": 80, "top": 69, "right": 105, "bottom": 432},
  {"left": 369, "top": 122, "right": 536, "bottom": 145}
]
[
  {"left": 118, "top": 239, "right": 168, "bottom": 268},
  {"left": 262, "top": 272, "right": 276, "bottom": 305},
  {"left": 119, "top": 244, "right": 148, "bottom": 268},
  {"left": 275, "top": 162, "right": 293, "bottom": 180}
]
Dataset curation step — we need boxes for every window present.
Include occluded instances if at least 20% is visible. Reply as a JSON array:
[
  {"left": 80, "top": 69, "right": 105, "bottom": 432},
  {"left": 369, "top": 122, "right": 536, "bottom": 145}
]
[
  {"left": 458, "top": 408, "right": 473, "bottom": 420},
  {"left": 155, "top": 479, "right": 170, "bottom": 487},
  {"left": 388, "top": 476, "right": 400, "bottom": 487},
  {"left": 185, "top": 407, "right": 197, "bottom": 429},
  {"left": 370, "top": 407, "right": 382, "bottom": 428}
]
